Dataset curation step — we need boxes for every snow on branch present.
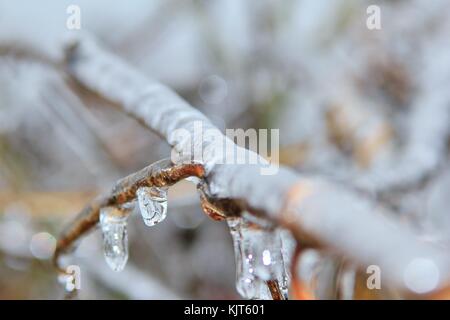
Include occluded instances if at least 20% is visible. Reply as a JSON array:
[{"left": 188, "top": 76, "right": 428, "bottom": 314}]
[{"left": 60, "top": 35, "right": 450, "bottom": 298}]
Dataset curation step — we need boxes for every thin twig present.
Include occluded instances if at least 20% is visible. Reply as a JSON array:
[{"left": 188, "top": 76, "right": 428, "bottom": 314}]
[{"left": 53, "top": 159, "right": 204, "bottom": 273}]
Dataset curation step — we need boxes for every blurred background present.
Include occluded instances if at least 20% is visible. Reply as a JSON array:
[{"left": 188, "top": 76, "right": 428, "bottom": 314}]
[{"left": 0, "top": 0, "right": 450, "bottom": 299}]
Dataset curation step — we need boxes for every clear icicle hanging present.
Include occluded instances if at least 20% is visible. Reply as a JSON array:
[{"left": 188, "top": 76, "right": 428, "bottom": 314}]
[
  {"left": 227, "top": 217, "right": 268, "bottom": 299},
  {"left": 136, "top": 186, "right": 168, "bottom": 226},
  {"left": 252, "top": 226, "right": 289, "bottom": 300},
  {"left": 279, "top": 227, "right": 296, "bottom": 282},
  {"left": 99, "top": 206, "right": 129, "bottom": 272},
  {"left": 227, "top": 214, "right": 290, "bottom": 300}
]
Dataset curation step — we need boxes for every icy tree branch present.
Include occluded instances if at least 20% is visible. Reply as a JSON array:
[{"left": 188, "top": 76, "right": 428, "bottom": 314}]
[
  {"left": 61, "top": 36, "right": 450, "bottom": 298},
  {"left": 53, "top": 159, "right": 204, "bottom": 272}
]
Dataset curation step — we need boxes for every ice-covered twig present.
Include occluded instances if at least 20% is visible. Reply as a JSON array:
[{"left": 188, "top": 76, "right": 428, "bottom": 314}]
[
  {"left": 62, "top": 36, "right": 450, "bottom": 298},
  {"left": 53, "top": 159, "right": 204, "bottom": 273}
]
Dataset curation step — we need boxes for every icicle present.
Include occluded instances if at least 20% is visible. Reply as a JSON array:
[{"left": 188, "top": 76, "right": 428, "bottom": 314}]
[
  {"left": 279, "top": 227, "right": 296, "bottom": 286},
  {"left": 227, "top": 217, "right": 269, "bottom": 299},
  {"left": 227, "top": 215, "right": 290, "bottom": 300},
  {"left": 251, "top": 227, "right": 289, "bottom": 300},
  {"left": 136, "top": 186, "right": 168, "bottom": 226},
  {"left": 100, "top": 206, "right": 129, "bottom": 272}
]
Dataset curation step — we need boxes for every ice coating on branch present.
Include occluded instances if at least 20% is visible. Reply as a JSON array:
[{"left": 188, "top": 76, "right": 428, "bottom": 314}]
[
  {"left": 227, "top": 216, "right": 289, "bottom": 300},
  {"left": 100, "top": 206, "right": 129, "bottom": 272},
  {"left": 209, "top": 165, "right": 298, "bottom": 218},
  {"left": 136, "top": 186, "right": 168, "bottom": 226},
  {"left": 66, "top": 38, "right": 269, "bottom": 174}
]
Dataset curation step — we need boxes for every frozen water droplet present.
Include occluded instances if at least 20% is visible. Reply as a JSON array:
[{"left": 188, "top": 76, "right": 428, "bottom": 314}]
[
  {"left": 136, "top": 186, "right": 168, "bottom": 226},
  {"left": 252, "top": 228, "right": 289, "bottom": 299},
  {"left": 227, "top": 217, "right": 269, "bottom": 299},
  {"left": 100, "top": 206, "right": 129, "bottom": 272},
  {"left": 227, "top": 216, "right": 289, "bottom": 300}
]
